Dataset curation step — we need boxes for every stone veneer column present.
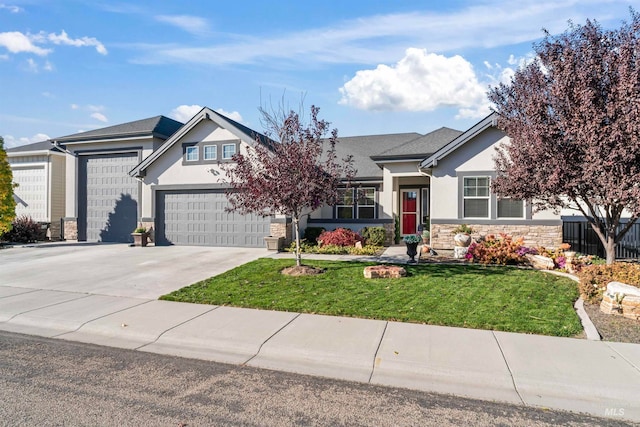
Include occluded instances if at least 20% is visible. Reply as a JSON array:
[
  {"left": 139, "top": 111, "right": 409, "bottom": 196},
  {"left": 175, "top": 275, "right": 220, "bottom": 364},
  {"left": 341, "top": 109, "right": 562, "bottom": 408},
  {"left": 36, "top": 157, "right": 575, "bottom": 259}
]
[
  {"left": 269, "top": 218, "right": 293, "bottom": 245},
  {"left": 62, "top": 217, "right": 78, "bottom": 241}
]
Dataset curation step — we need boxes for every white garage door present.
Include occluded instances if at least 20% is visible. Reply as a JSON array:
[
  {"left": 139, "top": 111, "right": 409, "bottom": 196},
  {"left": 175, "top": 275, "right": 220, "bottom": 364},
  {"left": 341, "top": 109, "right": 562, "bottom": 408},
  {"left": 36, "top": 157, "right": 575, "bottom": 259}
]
[
  {"left": 78, "top": 153, "right": 139, "bottom": 242},
  {"left": 156, "top": 190, "right": 271, "bottom": 247}
]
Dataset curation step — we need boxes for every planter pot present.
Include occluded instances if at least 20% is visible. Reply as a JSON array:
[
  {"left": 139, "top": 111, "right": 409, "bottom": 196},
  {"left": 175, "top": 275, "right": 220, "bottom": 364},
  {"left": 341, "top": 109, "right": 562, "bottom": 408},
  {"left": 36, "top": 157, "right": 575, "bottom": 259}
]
[
  {"left": 131, "top": 232, "right": 149, "bottom": 247},
  {"left": 264, "top": 236, "right": 284, "bottom": 251},
  {"left": 405, "top": 242, "right": 419, "bottom": 263},
  {"left": 454, "top": 233, "right": 472, "bottom": 247}
]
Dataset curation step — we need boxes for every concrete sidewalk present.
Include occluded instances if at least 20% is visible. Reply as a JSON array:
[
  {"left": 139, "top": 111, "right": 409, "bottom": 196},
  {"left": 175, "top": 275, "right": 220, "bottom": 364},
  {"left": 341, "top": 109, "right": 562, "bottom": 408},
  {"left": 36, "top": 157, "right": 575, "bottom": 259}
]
[{"left": 0, "top": 247, "right": 638, "bottom": 422}]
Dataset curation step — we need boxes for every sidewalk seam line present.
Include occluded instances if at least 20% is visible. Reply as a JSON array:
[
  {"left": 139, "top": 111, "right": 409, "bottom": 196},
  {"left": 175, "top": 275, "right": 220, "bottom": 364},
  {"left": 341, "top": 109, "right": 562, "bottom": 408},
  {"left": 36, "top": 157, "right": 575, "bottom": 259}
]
[
  {"left": 604, "top": 342, "right": 640, "bottom": 374},
  {"left": 0, "top": 288, "right": 40, "bottom": 299},
  {"left": 492, "top": 331, "right": 526, "bottom": 406},
  {"left": 134, "top": 305, "right": 221, "bottom": 350},
  {"left": 243, "top": 312, "right": 302, "bottom": 366},
  {"left": 51, "top": 299, "right": 154, "bottom": 338},
  {"left": 1, "top": 292, "right": 91, "bottom": 324},
  {"left": 368, "top": 321, "right": 388, "bottom": 383}
]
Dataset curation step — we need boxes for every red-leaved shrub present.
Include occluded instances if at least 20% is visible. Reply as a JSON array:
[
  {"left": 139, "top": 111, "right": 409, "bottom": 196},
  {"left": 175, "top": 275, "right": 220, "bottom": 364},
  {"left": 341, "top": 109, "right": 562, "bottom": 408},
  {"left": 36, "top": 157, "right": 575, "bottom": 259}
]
[{"left": 318, "top": 228, "right": 363, "bottom": 247}]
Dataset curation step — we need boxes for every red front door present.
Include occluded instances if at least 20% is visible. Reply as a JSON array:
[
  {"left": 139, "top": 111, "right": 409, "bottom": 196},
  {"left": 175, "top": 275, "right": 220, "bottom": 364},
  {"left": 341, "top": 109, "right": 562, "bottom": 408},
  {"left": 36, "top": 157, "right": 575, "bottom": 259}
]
[{"left": 401, "top": 190, "right": 418, "bottom": 235}]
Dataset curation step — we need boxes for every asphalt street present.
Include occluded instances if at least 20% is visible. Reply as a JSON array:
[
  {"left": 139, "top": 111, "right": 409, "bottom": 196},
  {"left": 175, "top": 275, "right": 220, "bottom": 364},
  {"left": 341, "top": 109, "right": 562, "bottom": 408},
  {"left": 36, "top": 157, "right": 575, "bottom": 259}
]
[{"left": 0, "top": 331, "right": 634, "bottom": 427}]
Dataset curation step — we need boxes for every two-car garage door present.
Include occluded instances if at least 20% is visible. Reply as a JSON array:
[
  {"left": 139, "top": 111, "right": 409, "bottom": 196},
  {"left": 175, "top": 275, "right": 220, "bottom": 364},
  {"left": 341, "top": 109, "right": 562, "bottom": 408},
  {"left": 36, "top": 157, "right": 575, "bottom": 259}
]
[{"left": 155, "top": 190, "right": 271, "bottom": 247}]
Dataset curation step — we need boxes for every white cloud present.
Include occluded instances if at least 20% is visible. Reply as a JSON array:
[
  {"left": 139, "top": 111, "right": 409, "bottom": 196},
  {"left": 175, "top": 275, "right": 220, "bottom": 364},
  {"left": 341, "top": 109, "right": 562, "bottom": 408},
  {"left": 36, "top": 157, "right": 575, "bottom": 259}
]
[
  {"left": 87, "top": 104, "right": 105, "bottom": 112},
  {"left": 90, "top": 112, "right": 108, "bottom": 122},
  {"left": 70, "top": 103, "right": 79, "bottom": 109},
  {"left": 46, "top": 30, "right": 108, "bottom": 55},
  {"left": 0, "top": 4, "right": 22, "bottom": 13},
  {"left": 0, "top": 30, "right": 107, "bottom": 58},
  {"left": 155, "top": 15, "right": 209, "bottom": 35},
  {"left": 0, "top": 31, "right": 50, "bottom": 55},
  {"left": 215, "top": 108, "right": 243, "bottom": 123},
  {"left": 3, "top": 133, "right": 50, "bottom": 148},
  {"left": 339, "top": 48, "right": 488, "bottom": 117},
  {"left": 42, "top": 91, "right": 53, "bottom": 98},
  {"left": 170, "top": 104, "right": 202, "bottom": 123}
]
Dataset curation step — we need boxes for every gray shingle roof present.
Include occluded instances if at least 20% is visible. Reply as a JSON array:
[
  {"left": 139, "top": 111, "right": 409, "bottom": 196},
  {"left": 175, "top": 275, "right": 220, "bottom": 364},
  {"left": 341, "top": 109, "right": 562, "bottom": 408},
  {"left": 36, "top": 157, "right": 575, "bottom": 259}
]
[
  {"left": 6, "top": 139, "right": 63, "bottom": 153},
  {"left": 372, "top": 127, "right": 463, "bottom": 160},
  {"left": 328, "top": 133, "right": 421, "bottom": 179},
  {"left": 53, "top": 115, "right": 183, "bottom": 143}
]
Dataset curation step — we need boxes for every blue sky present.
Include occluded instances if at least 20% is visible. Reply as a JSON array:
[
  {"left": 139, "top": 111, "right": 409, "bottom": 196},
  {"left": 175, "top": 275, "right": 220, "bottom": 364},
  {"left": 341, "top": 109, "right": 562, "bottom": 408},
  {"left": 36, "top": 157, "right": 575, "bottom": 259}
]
[{"left": 0, "top": 0, "right": 635, "bottom": 148}]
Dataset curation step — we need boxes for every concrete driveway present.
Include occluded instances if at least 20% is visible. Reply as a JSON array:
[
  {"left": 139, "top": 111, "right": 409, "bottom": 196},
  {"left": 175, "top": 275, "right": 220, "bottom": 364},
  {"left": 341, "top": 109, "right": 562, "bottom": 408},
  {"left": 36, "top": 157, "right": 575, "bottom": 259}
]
[{"left": 0, "top": 243, "right": 269, "bottom": 299}]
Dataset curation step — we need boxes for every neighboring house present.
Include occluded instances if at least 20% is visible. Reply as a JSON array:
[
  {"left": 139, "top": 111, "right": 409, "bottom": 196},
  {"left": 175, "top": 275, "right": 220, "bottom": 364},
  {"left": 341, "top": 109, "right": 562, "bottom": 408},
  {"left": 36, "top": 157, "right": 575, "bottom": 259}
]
[
  {"left": 52, "top": 115, "right": 183, "bottom": 243},
  {"left": 7, "top": 140, "right": 66, "bottom": 239},
  {"left": 41, "top": 108, "right": 562, "bottom": 250}
]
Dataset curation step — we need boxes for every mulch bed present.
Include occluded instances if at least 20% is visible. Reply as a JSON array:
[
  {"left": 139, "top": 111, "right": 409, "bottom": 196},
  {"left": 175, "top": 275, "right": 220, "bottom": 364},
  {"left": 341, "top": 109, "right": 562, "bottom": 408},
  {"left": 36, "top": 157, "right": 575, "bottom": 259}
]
[{"left": 583, "top": 303, "right": 640, "bottom": 344}]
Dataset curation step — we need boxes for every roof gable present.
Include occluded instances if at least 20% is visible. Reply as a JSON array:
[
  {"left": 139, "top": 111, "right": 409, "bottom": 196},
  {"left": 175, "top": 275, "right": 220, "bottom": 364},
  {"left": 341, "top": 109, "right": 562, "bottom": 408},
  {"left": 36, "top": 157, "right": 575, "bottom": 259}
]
[
  {"left": 420, "top": 113, "right": 498, "bottom": 169},
  {"left": 129, "top": 107, "right": 274, "bottom": 177}
]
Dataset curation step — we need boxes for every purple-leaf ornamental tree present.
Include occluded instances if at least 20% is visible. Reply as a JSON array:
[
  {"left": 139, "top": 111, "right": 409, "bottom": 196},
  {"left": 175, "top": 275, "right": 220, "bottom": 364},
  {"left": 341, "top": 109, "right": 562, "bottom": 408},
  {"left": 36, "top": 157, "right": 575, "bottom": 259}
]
[
  {"left": 488, "top": 12, "right": 640, "bottom": 264},
  {"left": 222, "top": 105, "right": 355, "bottom": 267}
]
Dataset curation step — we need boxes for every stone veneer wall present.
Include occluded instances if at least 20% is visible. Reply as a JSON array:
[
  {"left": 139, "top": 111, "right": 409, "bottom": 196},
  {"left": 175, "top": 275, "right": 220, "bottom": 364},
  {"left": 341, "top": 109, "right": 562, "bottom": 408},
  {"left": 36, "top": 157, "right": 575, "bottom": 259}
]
[
  {"left": 430, "top": 223, "right": 563, "bottom": 250},
  {"left": 383, "top": 222, "right": 395, "bottom": 246},
  {"left": 62, "top": 218, "right": 78, "bottom": 240},
  {"left": 270, "top": 222, "right": 293, "bottom": 245}
]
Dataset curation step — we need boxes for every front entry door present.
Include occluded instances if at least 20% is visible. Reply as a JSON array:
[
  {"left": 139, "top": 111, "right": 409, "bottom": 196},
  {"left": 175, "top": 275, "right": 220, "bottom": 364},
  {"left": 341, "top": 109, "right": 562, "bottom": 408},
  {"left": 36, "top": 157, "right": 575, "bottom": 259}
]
[{"left": 401, "top": 189, "right": 418, "bottom": 235}]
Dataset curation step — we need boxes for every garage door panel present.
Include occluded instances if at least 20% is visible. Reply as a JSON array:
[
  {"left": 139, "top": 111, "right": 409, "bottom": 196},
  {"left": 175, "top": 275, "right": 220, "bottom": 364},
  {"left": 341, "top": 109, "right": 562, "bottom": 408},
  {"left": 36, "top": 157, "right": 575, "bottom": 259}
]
[
  {"left": 156, "top": 190, "right": 270, "bottom": 247},
  {"left": 79, "top": 153, "right": 139, "bottom": 243}
]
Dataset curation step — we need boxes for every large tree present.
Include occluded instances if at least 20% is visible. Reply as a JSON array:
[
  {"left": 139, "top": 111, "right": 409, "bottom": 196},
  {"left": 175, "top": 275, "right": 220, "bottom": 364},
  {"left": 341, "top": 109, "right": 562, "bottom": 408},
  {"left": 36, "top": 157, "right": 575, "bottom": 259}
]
[
  {"left": 223, "top": 105, "right": 355, "bottom": 266},
  {"left": 0, "top": 136, "right": 17, "bottom": 237},
  {"left": 489, "top": 12, "right": 640, "bottom": 264}
]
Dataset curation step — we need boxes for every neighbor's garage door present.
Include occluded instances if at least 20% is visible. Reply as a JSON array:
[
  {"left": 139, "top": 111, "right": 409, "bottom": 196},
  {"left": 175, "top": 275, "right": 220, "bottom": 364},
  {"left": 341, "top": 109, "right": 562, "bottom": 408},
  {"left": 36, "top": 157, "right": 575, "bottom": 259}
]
[
  {"left": 78, "top": 153, "right": 139, "bottom": 242},
  {"left": 156, "top": 190, "right": 271, "bottom": 247}
]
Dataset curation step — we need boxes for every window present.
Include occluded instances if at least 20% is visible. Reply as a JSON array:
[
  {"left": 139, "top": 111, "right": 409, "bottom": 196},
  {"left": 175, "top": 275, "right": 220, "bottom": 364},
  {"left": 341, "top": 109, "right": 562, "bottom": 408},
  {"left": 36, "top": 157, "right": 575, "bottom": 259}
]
[
  {"left": 335, "top": 187, "right": 377, "bottom": 219},
  {"left": 357, "top": 188, "right": 375, "bottom": 219},
  {"left": 498, "top": 198, "right": 525, "bottom": 218},
  {"left": 336, "top": 188, "right": 354, "bottom": 219},
  {"left": 463, "top": 177, "right": 490, "bottom": 218},
  {"left": 222, "top": 144, "right": 236, "bottom": 159},
  {"left": 185, "top": 146, "right": 198, "bottom": 162},
  {"left": 204, "top": 145, "right": 217, "bottom": 160}
]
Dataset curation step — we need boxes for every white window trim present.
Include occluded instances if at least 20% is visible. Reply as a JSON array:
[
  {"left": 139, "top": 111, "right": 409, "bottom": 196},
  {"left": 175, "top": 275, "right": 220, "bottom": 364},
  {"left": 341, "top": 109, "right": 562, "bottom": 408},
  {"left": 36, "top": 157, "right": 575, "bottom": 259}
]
[
  {"left": 222, "top": 144, "right": 236, "bottom": 159},
  {"left": 185, "top": 146, "right": 199, "bottom": 162},
  {"left": 463, "top": 176, "right": 490, "bottom": 219},
  {"left": 336, "top": 188, "right": 355, "bottom": 219},
  {"left": 204, "top": 144, "right": 217, "bottom": 160}
]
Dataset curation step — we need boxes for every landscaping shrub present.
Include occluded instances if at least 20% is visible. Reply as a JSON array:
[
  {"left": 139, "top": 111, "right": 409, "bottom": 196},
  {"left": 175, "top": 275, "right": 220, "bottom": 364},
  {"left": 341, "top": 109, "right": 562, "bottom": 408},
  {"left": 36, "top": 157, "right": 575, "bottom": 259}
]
[
  {"left": 318, "top": 228, "right": 363, "bottom": 247},
  {"left": 465, "top": 234, "right": 526, "bottom": 265},
  {"left": 360, "top": 226, "right": 386, "bottom": 246},
  {"left": 285, "top": 241, "right": 381, "bottom": 255},
  {"left": 577, "top": 263, "right": 640, "bottom": 304},
  {"left": 303, "top": 227, "right": 325, "bottom": 245},
  {"left": 1, "top": 215, "right": 42, "bottom": 243}
]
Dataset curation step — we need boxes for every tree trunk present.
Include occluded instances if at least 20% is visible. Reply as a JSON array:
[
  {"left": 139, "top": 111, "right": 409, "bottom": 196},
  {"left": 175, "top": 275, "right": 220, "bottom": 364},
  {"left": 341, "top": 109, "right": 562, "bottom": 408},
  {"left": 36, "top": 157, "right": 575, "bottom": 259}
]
[
  {"left": 293, "top": 216, "right": 301, "bottom": 267},
  {"left": 605, "top": 235, "right": 616, "bottom": 265}
]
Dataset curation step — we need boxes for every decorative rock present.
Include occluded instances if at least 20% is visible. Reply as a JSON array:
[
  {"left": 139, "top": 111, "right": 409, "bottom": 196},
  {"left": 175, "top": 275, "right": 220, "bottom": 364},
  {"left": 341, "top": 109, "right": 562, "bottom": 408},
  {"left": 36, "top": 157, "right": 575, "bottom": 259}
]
[
  {"left": 454, "top": 246, "right": 468, "bottom": 259},
  {"left": 525, "top": 254, "right": 555, "bottom": 270},
  {"left": 600, "top": 282, "right": 640, "bottom": 320},
  {"left": 363, "top": 265, "right": 407, "bottom": 279},
  {"left": 355, "top": 241, "right": 363, "bottom": 249}
]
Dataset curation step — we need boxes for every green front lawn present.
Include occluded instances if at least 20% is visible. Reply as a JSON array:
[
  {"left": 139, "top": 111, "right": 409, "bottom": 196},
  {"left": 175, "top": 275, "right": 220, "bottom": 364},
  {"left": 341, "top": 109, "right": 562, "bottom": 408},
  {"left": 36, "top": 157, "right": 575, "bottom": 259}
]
[{"left": 161, "top": 258, "right": 582, "bottom": 337}]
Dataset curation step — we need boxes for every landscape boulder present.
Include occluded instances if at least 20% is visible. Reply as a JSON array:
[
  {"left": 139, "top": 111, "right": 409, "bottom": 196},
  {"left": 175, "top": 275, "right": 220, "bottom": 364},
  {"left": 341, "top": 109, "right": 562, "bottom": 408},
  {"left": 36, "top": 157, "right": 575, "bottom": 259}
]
[
  {"left": 600, "top": 281, "right": 640, "bottom": 321},
  {"left": 363, "top": 265, "right": 407, "bottom": 279}
]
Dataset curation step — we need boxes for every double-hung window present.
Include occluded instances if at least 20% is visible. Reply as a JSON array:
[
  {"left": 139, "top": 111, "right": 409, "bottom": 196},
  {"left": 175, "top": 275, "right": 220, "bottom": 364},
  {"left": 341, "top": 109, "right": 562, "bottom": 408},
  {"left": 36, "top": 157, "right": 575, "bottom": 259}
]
[
  {"left": 498, "top": 198, "right": 525, "bottom": 218},
  {"left": 356, "top": 188, "right": 375, "bottom": 219},
  {"left": 336, "top": 188, "right": 354, "bottom": 219},
  {"left": 463, "top": 177, "right": 490, "bottom": 218}
]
